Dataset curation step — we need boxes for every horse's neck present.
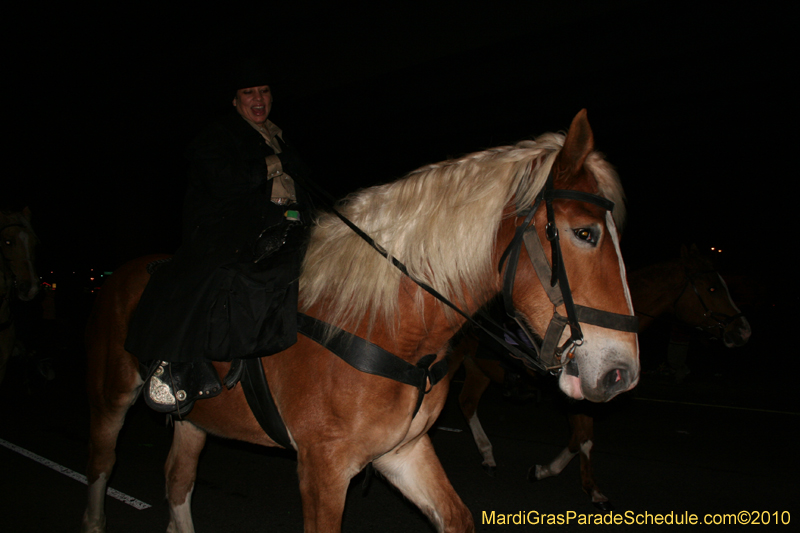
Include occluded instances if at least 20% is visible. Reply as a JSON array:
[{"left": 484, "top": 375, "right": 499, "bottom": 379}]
[{"left": 629, "top": 260, "right": 687, "bottom": 331}]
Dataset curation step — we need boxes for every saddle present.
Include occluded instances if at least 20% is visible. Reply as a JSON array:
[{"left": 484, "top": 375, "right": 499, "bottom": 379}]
[{"left": 139, "top": 227, "right": 299, "bottom": 417}]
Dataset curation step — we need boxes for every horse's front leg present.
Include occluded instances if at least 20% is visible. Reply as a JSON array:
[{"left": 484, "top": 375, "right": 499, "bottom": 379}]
[
  {"left": 165, "top": 420, "right": 207, "bottom": 533},
  {"left": 569, "top": 413, "right": 612, "bottom": 511},
  {"left": 296, "top": 444, "right": 357, "bottom": 532},
  {"left": 529, "top": 411, "right": 583, "bottom": 482},
  {"left": 81, "top": 362, "right": 142, "bottom": 533},
  {"left": 459, "top": 356, "right": 496, "bottom": 475},
  {"left": 374, "top": 434, "right": 475, "bottom": 533}
]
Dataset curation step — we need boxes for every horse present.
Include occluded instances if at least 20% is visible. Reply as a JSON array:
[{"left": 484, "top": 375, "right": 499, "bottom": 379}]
[
  {"left": 0, "top": 207, "right": 39, "bottom": 302},
  {"left": 0, "top": 207, "right": 39, "bottom": 385},
  {"left": 453, "top": 243, "right": 750, "bottom": 511},
  {"left": 81, "top": 109, "right": 640, "bottom": 533}
]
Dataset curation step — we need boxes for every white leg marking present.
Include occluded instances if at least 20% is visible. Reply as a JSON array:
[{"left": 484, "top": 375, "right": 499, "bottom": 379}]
[
  {"left": 81, "top": 474, "right": 109, "bottom": 533},
  {"left": 167, "top": 484, "right": 195, "bottom": 533},
  {"left": 578, "top": 440, "right": 608, "bottom": 503},
  {"left": 535, "top": 447, "right": 577, "bottom": 479},
  {"left": 467, "top": 413, "right": 496, "bottom": 467},
  {"left": 579, "top": 439, "right": 593, "bottom": 456}
]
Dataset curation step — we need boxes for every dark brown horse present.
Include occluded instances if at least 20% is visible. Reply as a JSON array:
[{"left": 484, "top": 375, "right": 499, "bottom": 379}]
[
  {"left": 453, "top": 244, "right": 750, "bottom": 510},
  {"left": 81, "top": 110, "right": 639, "bottom": 532},
  {"left": 0, "top": 207, "right": 39, "bottom": 385}
]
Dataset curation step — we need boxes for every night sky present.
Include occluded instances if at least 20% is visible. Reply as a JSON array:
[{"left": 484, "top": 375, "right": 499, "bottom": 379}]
[{"left": 7, "top": 2, "right": 793, "bottom": 299}]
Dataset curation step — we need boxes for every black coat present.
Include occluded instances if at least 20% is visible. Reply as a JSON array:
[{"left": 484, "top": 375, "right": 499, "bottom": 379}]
[{"left": 125, "top": 113, "right": 311, "bottom": 363}]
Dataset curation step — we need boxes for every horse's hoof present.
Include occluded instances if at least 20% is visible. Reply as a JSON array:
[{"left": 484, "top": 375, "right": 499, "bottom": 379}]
[
  {"left": 593, "top": 500, "right": 614, "bottom": 513},
  {"left": 482, "top": 464, "right": 496, "bottom": 477},
  {"left": 527, "top": 466, "right": 539, "bottom": 482}
]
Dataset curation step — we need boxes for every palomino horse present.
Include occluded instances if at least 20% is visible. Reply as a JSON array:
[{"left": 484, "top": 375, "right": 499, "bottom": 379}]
[
  {"left": 453, "top": 244, "right": 750, "bottom": 510},
  {"left": 0, "top": 207, "right": 39, "bottom": 385},
  {"left": 81, "top": 110, "right": 639, "bottom": 533}
]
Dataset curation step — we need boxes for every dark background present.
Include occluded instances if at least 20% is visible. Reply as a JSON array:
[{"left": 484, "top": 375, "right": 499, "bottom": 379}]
[
  {"left": 3, "top": 3, "right": 797, "bottom": 530},
  {"left": 6, "top": 1, "right": 793, "bottom": 302}
]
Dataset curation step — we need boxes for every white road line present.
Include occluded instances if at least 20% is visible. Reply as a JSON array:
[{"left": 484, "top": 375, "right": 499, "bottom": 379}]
[{"left": 0, "top": 438, "right": 151, "bottom": 510}]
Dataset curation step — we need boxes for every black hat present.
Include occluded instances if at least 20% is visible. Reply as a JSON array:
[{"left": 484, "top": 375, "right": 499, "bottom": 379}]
[{"left": 231, "top": 57, "right": 270, "bottom": 94}]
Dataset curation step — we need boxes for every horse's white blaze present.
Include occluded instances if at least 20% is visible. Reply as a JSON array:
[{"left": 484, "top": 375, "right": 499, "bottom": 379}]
[
  {"left": 467, "top": 413, "right": 495, "bottom": 467},
  {"left": 606, "top": 212, "right": 634, "bottom": 315},
  {"left": 715, "top": 273, "right": 752, "bottom": 346},
  {"left": 535, "top": 447, "right": 578, "bottom": 479},
  {"left": 716, "top": 273, "right": 741, "bottom": 314}
]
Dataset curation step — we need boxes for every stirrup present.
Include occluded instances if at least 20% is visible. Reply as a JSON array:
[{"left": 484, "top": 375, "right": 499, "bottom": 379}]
[{"left": 144, "top": 360, "right": 223, "bottom": 417}]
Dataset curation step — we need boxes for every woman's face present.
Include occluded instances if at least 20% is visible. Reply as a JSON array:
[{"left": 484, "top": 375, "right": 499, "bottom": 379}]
[{"left": 233, "top": 85, "right": 272, "bottom": 124}]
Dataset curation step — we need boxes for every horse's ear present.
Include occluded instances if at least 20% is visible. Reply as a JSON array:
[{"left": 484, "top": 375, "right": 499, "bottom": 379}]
[
  {"left": 554, "top": 109, "right": 594, "bottom": 182},
  {"left": 23, "top": 206, "right": 32, "bottom": 221}
]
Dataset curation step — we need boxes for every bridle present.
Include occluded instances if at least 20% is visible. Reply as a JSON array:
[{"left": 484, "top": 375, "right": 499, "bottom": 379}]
[
  {"left": 677, "top": 269, "right": 743, "bottom": 335},
  {"left": 496, "top": 171, "right": 639, "bottom": 374}
]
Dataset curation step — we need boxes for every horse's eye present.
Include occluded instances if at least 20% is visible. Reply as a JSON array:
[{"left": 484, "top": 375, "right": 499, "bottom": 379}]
[{"left": 573, "top": 228, "right": 596, "bottom": 244}]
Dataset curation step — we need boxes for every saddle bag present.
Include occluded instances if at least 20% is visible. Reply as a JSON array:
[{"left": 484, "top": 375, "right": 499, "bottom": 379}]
[{"left": 206, "top": 230, "right": 304, "bottom": 361}]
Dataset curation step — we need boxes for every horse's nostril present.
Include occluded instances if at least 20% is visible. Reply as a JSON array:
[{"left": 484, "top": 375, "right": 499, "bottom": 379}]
[{"left": 603, "top": 367, "right": 628, "bottom": 392}]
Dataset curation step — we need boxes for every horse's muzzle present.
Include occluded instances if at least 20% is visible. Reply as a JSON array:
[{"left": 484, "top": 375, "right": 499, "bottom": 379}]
[
  {"left": 16, "top": 281, "right": 38, "bottom": 301},
  {"left": 567, "top": 344, "right": 640, "bottom": 403},
  {"left": 723, "top": 316, "right": 751, "bottom": 347}
]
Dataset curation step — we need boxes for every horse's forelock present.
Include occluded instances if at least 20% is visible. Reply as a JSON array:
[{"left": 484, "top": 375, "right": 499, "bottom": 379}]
[{"left": 585, "top": 152, "right": 626, "bottom": 230}]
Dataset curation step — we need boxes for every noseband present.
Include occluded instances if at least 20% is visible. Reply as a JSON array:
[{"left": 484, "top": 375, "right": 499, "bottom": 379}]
[
  {"left": 680, "top": 270, "right": 743, "bottom": 334},
  {"left": 497, "top": 172, "right": 638, "bottom": 374}
]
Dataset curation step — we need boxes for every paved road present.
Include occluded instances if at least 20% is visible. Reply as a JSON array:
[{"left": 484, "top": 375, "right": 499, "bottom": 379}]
[{"left": 1, "top": 314, "right": 797, "bottom": 532}]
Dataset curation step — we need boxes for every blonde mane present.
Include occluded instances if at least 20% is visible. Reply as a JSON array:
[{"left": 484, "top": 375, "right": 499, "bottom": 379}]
[{"left": 299, "top": 132, "right": 625, "bottom": 335}]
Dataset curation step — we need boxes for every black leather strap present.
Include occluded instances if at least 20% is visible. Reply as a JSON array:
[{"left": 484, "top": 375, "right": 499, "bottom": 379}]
[
  {"left": 241, "top": 357, "right": 293, "bottom": 449},
  {"left": 296, "top": 313, "right": 448, "bottom": 417},
  {"left": 543, "top": 189, "right": 615, "bottom": 212},
  {"left": 575, "top": 305, "right": 639, "bottom": 333}
]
